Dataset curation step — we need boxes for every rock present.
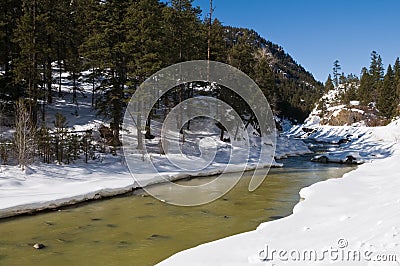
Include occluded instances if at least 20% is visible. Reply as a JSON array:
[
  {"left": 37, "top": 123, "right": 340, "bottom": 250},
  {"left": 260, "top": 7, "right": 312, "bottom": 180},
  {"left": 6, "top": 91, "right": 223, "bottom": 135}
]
[
  {"left": 98, "top": 125, "right": 113, "bottom": 139},
  {"left": 33, "top": 243, "right": 45, "bottom": 249},
  {"left": 302, "top": 127, "right": 315, "bottom": 133},
  {"left": 343, "top": 155, "right": 357, "bottom": 164},
  {"left": 269, "top": 215, "right": 285, "bottom": 220},
  {"left": 311, "top": 155, "right": 329, "bottom": 163},
  {"left": 338, "top": 138, "right": 350, "bottom": 145}
]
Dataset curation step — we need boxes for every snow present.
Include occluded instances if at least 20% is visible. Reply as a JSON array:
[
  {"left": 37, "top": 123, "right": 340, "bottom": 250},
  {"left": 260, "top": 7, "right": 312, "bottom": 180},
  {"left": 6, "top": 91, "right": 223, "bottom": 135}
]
[
  {"left": 275, "top": 135, "right": 311, "bottom": 159},
  {"left": 0, "top": 132, "right": 311, "bottom": 218},
  {"left": 0, "top": 138, "right": 308, "bottom": 217},
  {"left": 159, "top": 120, "right": 400, "bottom": 266},
  {"left": 286, "top": 121, "right": 397, "bottom": 163}
]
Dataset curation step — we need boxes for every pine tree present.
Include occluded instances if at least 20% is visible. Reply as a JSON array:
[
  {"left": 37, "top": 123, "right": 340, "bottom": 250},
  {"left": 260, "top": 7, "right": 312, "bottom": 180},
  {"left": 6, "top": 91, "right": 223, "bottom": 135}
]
[
  {"left": 357, "top": 67, "right": 373, "bottom": 105},
  {"left": 0, "top": 0, "right": 23, "bottom": 104},
  {"left": 124, "top": 0, "right": 165, "bottom": 139},
  {"left": 81, "top": 0, "right": 131, "bottom": 146},
  {"left": 377, "top": 64, "right": 397, "bottom": 119},
  {"left": 124, "top": 0, "right": 164, "bottom": 85},
  {"left": 332, "top": 60, "right": 341, "bottom": 87},
  {"left": 370, "top": 51, "right": 385, "bottom": 82},
  {"left": 369, "top": 51, "right": 384, "bottom": 103},
  {"left": 163, "top": 0, "right": 205, "bottom": 64},
  {"left": 324, "top": 74, "right": 334, "bottom": 92},
  {"left": 394, "top": 57, "right": 400, "bottom": 105},
  {"left": 13, "top": 0, "right": 44, "bottom": 125},
  {"left": 0, "top": 0, "right": 22, "bottom": 74},
  {"left": 64, "top": 0, "right": 88, "bottom": 105},
  {"left": 209, "top": 18, "right": 227, "bottom": 62}
]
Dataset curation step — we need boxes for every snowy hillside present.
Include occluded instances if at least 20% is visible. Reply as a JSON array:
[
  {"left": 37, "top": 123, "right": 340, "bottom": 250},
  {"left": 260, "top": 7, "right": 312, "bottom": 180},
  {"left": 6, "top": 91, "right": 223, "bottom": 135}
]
[{"left": 306, "top": 83, "right": 392, "bottom": 127}]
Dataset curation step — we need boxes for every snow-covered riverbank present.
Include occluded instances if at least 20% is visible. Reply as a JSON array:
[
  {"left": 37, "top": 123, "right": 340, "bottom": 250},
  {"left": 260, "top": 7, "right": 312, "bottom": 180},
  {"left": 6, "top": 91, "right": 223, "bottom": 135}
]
[
  {"left": 159, "top": 120, "right": 400, "bottom": 265},
  {"left": 0, "top": 136, "right": 310, "bottom": 219}
]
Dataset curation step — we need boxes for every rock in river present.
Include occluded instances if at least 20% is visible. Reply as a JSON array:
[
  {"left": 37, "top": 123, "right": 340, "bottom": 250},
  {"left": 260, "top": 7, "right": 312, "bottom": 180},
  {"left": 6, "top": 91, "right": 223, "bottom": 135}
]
[{"left": 33, "top": 243, "right": 45, "bottom": 249}]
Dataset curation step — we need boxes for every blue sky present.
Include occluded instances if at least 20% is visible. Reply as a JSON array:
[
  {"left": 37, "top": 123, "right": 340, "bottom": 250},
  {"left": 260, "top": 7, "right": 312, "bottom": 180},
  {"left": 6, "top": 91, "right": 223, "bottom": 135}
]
[{"left": 193, "top": 0, "right": 400, "bottom": 82}]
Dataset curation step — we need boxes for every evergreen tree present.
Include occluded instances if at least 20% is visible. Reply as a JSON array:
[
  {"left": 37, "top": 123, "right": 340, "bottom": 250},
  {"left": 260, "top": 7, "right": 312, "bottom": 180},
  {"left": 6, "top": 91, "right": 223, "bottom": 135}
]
[
  {"left": 64, "top": 0, "right": 91, "bottom": 105},
  {"left": 369, "top": 51, "right": 384, "bottom": 102},
  {"left": 377, "top": 64, "right": 397, "bottom": 119},
  {"left": 124, "top": 0, "right": 165, "bottom": 139},
  {"left": 358, "top": 67, "right": 374, "bottom": 105},
  {"left": 81, "top": 0, "right": 131, "bottom": 145},
  {"left": 324, "top": 74, "right": 334, "bottom": 92},
  {"left": 370, "top": 51, "right": 385, "bottom": 82},
  {"left": 13, "top": 0, "right": 47, "bottom": 125},
  {"left": 332, "top": 59, "right": 341, "bottom": 87},
  {"left": 209, "top": 18, "right": 227, "bottom": 62},
  {"left": 394, "top": 57, "right": 400, "bottom": 104},
  {"left": 124, "top": 0, "right": 164, "bottom": 85},
  {"left": 163, "top": 0, "right": 205, "bottom": 64},
  {"left": 0, "top": 0, "right": 23, "bottom": 104}
]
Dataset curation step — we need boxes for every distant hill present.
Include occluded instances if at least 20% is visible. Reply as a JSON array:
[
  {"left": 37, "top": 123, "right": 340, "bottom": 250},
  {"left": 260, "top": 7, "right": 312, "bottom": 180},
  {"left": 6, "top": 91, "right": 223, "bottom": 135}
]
[{"left": 221, "top": 26, "right": 324, "bottom": 122}]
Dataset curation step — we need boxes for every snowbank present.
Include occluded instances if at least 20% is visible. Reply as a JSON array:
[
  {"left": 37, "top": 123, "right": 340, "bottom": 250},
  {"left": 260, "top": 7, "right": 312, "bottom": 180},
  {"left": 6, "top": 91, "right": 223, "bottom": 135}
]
[
  {"left": 159, "top": 121, "right": 400, "bottom": 265},
  {"left": 0, "top": 136, "right": 309, "bottom": 219},
  {"left": 286, "top": 121, "right": 398, "bottom": 164}
]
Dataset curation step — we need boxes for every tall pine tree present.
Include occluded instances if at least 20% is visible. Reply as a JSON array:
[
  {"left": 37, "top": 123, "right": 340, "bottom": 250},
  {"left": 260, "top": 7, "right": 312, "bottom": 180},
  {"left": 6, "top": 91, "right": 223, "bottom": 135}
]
[
  {"left": 332, "top": 60, "right": 341, "bottom": 87},
  {"left": 369, "top": 51, "right": 384, "bottom": 103},
  {"left": 81, "top": 0, "right": 131, "bottom": 145},
  {"left": 324, "top": 74, "right": 334, "bottom": 93},
  {"left": 377, "top": 64, "right": 397, "bottom": 119},
  {"left": 358, "top": 67, "right": 374, "bottom": 105}
]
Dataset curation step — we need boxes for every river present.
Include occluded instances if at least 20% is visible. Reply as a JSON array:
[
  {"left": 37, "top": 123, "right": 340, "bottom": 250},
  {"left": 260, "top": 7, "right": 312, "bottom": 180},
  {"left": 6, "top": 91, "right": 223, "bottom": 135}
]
[{"left": 0, "top": 152, "right": 355, "bottom": 265}]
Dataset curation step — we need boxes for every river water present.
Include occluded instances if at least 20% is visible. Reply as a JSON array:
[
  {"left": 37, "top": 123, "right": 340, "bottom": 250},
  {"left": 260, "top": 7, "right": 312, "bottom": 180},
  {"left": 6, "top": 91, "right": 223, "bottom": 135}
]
[{"left": 0, "top": 154, "right": 355, "bottom": 265}]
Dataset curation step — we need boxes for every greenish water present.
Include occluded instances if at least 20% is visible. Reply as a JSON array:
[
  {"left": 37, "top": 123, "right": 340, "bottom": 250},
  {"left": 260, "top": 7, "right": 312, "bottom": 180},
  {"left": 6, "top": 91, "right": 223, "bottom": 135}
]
[{"left": 0, "top": 155, "right": 355, "bottom": 266}]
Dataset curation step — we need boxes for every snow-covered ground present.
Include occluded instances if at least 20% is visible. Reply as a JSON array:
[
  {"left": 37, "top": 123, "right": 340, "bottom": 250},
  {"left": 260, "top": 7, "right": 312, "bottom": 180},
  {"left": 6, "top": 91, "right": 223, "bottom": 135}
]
[
  {"left": 159, "top": 119, "right": 400, "bottom": 265},
  {"left": 0, "top": 134, "right": 310, "bottom": 218}
]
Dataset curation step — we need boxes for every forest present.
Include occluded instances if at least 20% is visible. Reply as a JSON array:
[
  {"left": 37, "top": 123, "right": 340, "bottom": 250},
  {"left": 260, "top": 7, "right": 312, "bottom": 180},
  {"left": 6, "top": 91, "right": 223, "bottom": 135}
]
[{"left": 0, "top": 0, "right": 324, "bottom": 167}]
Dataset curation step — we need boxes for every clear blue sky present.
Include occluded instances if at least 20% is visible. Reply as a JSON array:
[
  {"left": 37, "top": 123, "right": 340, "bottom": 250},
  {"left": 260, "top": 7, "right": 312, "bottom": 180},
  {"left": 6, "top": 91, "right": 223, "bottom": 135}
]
[{"left": 193, "top": 0, "right": 400, "bottom": 82}]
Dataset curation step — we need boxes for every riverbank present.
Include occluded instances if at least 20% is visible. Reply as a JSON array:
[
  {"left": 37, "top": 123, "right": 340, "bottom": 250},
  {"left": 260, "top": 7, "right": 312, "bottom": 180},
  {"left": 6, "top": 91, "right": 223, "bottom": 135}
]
[
  {"left": 159, "top": 120, "right": 400, "bottom": 265},
  {"left": 0, "top": 155, "right": 354, "bottom": 266},
  {"left": 0, "top": 136, "right": 310, "bottom": 219}
]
